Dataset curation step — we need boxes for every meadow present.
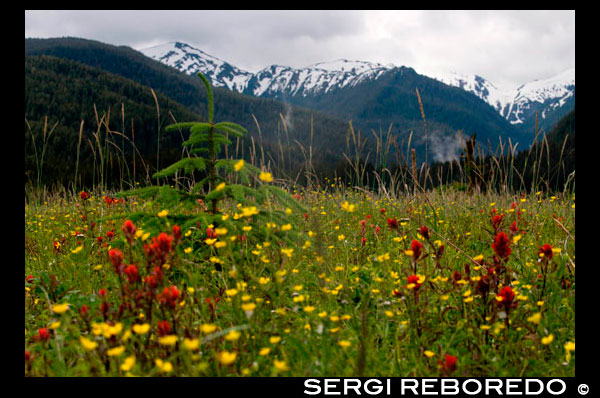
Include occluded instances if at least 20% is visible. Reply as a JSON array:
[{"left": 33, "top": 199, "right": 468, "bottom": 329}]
[
  {"left": 24, "top": 72, "right": 575, "bottom": 378},
  {"left": 24, "top": 180, "right": 575, "bottom": 377}
]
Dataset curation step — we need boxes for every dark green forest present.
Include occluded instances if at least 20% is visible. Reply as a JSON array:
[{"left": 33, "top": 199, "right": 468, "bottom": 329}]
[{"left": 25, "top": 38, "right": 575, "bottom": 193}]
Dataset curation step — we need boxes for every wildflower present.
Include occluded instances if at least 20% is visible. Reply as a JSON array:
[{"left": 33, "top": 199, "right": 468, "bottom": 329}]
[
  {"left": 80, "top": 336, "right": 98, "bottom": 351},
  {"left": 341, "top": 201, "right": 355, "bottom": 212},
  {"left": 496, "top": 286, "right": 517, "bottom": 309},
  {"left": 234, "top": 159, "right": 245, "bottom": 171},
  {"left": 410, "top": 239, "right": 423, "bottom": 260},
  {"left": 158, "top": 285, "right": 180, "bottom": 309},
  {"left": 259, "top": 347, "right": 271, "bottom": 356},
  {"left": 121, "top": 355, "right": 136, "bottom": 372},
  {"left": 106, "top": 345, "right": 125, "bottom": 357},
  {"left": 157, "top": 320, "right": 172, "bottom": 337},
  {"left": 157, "top": 209, "right": 168, "bottom": 217},
  {"left": 52, "top": 303, "right": 69, "bottom": 314},
  {"left": 541, "top": 334, "right": 554, "bottom": 345},
  {"left": 132, "top": 323, "right": 150, "bottom": 335},
  {"left": 124, "top": 264, "right": 139, "bottom": 284},
  {"left": 491, "top": 214, "right": 504, "bottom": 231},
  {"left": 158, "top": 335, "right": 178, "bottom": 346},
  {"left": 419, "top": 226, "right": 430, "bottom": 240},
  {"left": 155, "top": 359, "right": 173, "bottom": 372},
  {"left": 71, "top": 245, "right": 83, "bottom": 254},
  {"left": 36, "top": 328, "right": 51, "bottom": 342},
  {"left": 259, "top": 172, "right": 273, "bottom": 182},
  {"left": 122, "top": 220, "right": 137, "bottom": 243},
  {"left": 200, "top": 324, "right": 218, "bottom": 334},
  {"left": 224, "top": 330, "right": 241, "bottom": 341},
  {"left": 407, "top": 274, "right": 424, "bottom": 290},
  {"left": 172, "top": 224, "right": 182, "bottom": 243},
  {"left": 108, "top": 248, "right": 124, "bottom": 274},
  {"left": 281, "top": 224, "right": 292, "bottom": 231},
  {"left": 538, "top": 243, "right": 554, "bottom": 260},
  {"left": 424, "top": 350, "right": 435, "bottom": 358},
  {"left": 183, "top": 338, "right": 200, "bottom": 351},
  {"left": 215, "top": 182, "right": 226, "bottom": 191},
  {"left": 281, "top": 248, "right": 294, "bottom": 258},
  {"left": 80, "top": 191, "right": 90, "bottom": 200},
  {"left": 440, "top": 354, "right": 457, "bottom": 374},
  {"left": 269, "top": 336, "right": 282, "bottom": 344},
  {"left": 387, "top": 218, "right": 398, "bottom": 230},
  {"left": 273, "top": 359, "right": 289, "bottom": 371},
  {"left": 217, "top": 351, "right": 237, "bottom": 365},
  {"left": 338, "top": 340, "right": 352, "bottom": 348},
  {"left": 564, "top": 341, "right": 575, "bottom": 362},
  {"left": 492, "top": 231, "right": 512, "bottom": 259}
]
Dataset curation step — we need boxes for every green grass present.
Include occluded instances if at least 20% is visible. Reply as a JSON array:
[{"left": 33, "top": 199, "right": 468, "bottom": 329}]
[{"left": 24, "top": 182, "right": 575, "bottom": 377}]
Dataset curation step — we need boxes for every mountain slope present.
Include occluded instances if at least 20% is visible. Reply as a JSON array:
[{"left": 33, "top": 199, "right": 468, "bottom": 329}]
[{"left": 142, "top": 41, "right": 574, "bottom": 139}]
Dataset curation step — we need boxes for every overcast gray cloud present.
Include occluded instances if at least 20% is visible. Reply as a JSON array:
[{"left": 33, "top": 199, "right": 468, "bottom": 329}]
[{"left": 25, "top": 10, "right": 574, "bottom": 89}]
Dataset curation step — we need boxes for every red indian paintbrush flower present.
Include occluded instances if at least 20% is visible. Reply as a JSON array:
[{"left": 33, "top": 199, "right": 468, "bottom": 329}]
[
  {"left": 491, "top": 214, "right": 504, "bottom": 231},
  {"left": 419, "top": 226, "right": 430, "bottom": 240},
  {"left": 411, "top": 239, "right": 423, "bottom": 260},
  {"left": 538, "top": 243, "right": 554, "bottom": 260},
  {"left": 36, "top": 328, "right": 51, "bottom": 342},
  {"left": 387, "top": 218, "right": 398, "bottom": 230},
  {"left": 124, "top": 264, "right": 139, "bottom": 284},
  {"left": 497, "top": 286, "right": 516, "bottom": 309},
  {"left": 492, "top": 231, "right": 511, "bottom": 259},
  {"left": 122, "top": 220, "right": 137, "bottom": 243},
  {"left": 80, "top": 191, "right": 90, "bottom": 200},
  {"left": 440, "top": 354, "right": 457, "bottom": 374},
  {"left": 158, "top": 285, "right": 180, "bottom": 309},
  {"left": 407, "top": 274, "right": 423, "bottom": 290},
  {"left": 172, "top": 225, "right": 182, "bottom": 243},
  {"left": 108, "top": 248, "right": 124, "bottom": 274},
  {"left": 157, "top": 320, "right": 171, "bottom": 337}
]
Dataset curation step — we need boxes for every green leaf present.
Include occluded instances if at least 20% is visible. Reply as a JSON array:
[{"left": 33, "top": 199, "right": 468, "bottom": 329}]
[
  {"left": 153, "top": 157, "right": 207, "bottom": 178},
  {"left": 197, "top": 72, "right": 214, "bottom": 123}
]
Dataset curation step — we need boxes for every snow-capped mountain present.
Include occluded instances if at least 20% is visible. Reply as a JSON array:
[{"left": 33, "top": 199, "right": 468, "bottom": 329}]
[
  {"left": 431, "top": 68, "right": 575, "bottom": 128},
  {"left": 140, "top": 42, "right": 574, "bottom": 130}
]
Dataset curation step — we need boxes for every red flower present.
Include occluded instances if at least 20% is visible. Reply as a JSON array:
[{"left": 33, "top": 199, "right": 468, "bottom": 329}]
[
  {"left": 172, "top": 225, "right": 182, "bottom": 243},
  {"left": 158, "top": 285, "right": 180, "bottom": 309},
  {"left": 25, "top": 351, "right": 31, "bottom": 362},
  {"left": 419, "top": 226, "right": 430, "bottom": 240},
  {"left": 407, "top": 274, "right": 423, "bottom": 290},
  {"left": 206, "top": 228, "right": 216, "bottom": 239},
  {"left": 106, "top": 230, "right": 115, "bottom": 240},
  {"left": 124, "top": 264, "right": 139, "bottom": 284},
  {"left": 497, "top": 286, "right": 516, "bottom": 308},
  {"left": 538, "top": 244, "right": 554, "bottom": 260},
  {"left": 108, "top": 248, "right": 124, "bottom": 274},
  {"left": 157, "top": 320, "right": 171, "bottom": 337},
  {"left": 361, "top": 237, "right": 367, "bottom": 246},
  {"left": 509, "top": 221, "right": 519, "bottom": 234},
  {"left": 122, "top": 220, "right": 137, "bottom": 243},
  {"left": 26, "top": 275, "right": 34, "bottom": 283},
  {"left": 79, "top": 305, "right": 89, "bottom": 317},
  {"left": 98, "top": 288, "right": 107, "bottom": 297},
  {"left": 36, "top": 328, "right": 51, "bottom": 342},
  {"left": 387, "top": 218, "right": 398, "bottom": 230},
  {"left": 410, "top": 239, "right": 423, "bottom": 260},
  {"left": 491, "top": 214, "right": 504, "bottom": 231},
  {"left": 380, "top": 208, "right": 386, "bottom": 214},
  {"left": 440, "top": 354, "right": 457, "bottom": 374},
  {"left": 80, "top": 191, "right": 90, "bottom": 200},
  {"left": 492, "top": 232, "right": 511, "bottom": 259}
]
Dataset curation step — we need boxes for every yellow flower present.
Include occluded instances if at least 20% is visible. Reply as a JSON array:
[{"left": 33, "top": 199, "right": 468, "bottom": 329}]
[
  {"left": 157, "top": 209, "right": 168, "bottom": 217},
  {"left": 281, "top": 248, "right": 294, "bottom": 258},
  {"left": 525, "top": 313, "right": 542, "bottom": 326},
  {"left": 158, "top": 335, "right": 178, "bottom": 346},
  {"left": 215, "top": 241, "right": 227, "bottom": 248},
  {"left": 121, "top": 355, "right": 136, "bottom": 372},
  {"left": 259, "top": 277, "right": 271, "bottom": 285},
  {"left": 512, "top": 235, "right": 522, "bottom": 244},
  {"left": 242, "top": 226, "right": 252, "bottom": 232},
  {"left": 234, "top": 159, "right": 245, "bottom": 171},
  {"left": 217, "top": 351, "right": 237, "bottom": 365},
  {"left": 184, "top": 247, "right": 193, "bottom": 254},
  {"left": 225, "top": 288, "right": 239, "bottom": 297},
  {"left": 200, "top": 324, "right": 218, "bottom": 334},
  {"left": 155, "top": 359, "right": 173, "bottom": 372},
  {"left": 541, "top": 334, "right": 554, "bottom": 345},
  {"left": 303, "top": 306, "right": 316, "bottom": 313},
  {"left": 259, "top": 347, "right": 271, "bottom": 356},
  {"left": 424, "top": 350, "right": 435, "bottom": 358},
  {"left": 224, "top": 330, "right": 241, "bottom": 341},
  {"left": 183, "top": 338, "right": 200, "bottom": 351},
  {"left": 281, "top": 224, "right": 292, "bottom": 231},
  {"left": 205, "top": 238, "right": 217, "bottom": 245},
  {"left": 132, "top": 323, "right": 150, "bottom": 335},
  {"left": 49, "top": 321, "right": 61, "bottom": 330},
  {"left": 259, "top": 172, "right": 273, "bottom": 182},
  {"left": 242, "top": 302, "right": 257, "bottom": 312},
  {"left": 80, "top": 336, "right": 98, "bottom": 351},
  {"left": 341, "top": 201, "right": 356, "bottom": 212},
  {"left": 338, "top": 340, "right": 352, "bottom": 348},
  {"left": 52, "top": 303, "right": 69, "bottom": 314},
  {"left": 564, "top": 341, "right": 575, "bottom": 361},
  {"left": 71, "top": 245, "right": 84, "bottom": 254},
  {"left": 215, "top": 182, "right": 226, "bottom": 191},
  {"left": 106, "top": 345, "right": 126, "bottom": 357},
  {"left": 273, "top": 359, "right": 289, "bottom": 371},
  {"left": 269, "top": 336, "right": 282, "bottom": 344}
]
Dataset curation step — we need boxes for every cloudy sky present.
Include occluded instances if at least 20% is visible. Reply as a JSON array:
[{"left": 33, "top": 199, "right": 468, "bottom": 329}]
[{"left": 25, "top": 10, "right": 575, "bottom": 90}]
